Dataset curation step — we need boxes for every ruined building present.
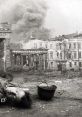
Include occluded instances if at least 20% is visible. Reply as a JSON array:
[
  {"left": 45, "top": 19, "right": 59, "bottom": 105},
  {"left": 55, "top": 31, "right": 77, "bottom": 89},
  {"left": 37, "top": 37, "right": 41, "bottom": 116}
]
[{"left": 0, "top": 22, "right": 11, "bottom": 71}]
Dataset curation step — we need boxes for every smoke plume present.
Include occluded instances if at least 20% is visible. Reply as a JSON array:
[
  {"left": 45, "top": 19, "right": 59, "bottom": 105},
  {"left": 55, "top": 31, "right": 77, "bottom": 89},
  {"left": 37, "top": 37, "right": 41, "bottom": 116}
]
[{"left": 0, "top": 0, "right": 47, "bottom": 41}]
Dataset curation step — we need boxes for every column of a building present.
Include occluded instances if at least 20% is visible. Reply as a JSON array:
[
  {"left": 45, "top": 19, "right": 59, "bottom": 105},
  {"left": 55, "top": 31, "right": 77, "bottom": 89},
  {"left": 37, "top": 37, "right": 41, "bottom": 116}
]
[
  {"left": 5, "top": 37, "right": 11, "bottom": 70},
  {"left": 21, "top": 54, "right": 23, "bottom": 68},
  {"left": 38, "top": 54, "right": 41, "bottom": 70},
  {"left": 38, "top": 54, "right": 40, "bottom": 70},
  {"left": 43, "top": 54, "right": 46, "bottom": 70},
  {"left": 45, "top": 53, "right": 47, "bottom": 70}
]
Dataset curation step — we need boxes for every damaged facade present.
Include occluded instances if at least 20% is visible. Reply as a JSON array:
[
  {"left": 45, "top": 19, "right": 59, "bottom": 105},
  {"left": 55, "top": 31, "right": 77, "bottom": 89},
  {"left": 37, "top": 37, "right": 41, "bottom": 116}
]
[
  {"left": 65, "top": 37, "right": 82, "bottom": 70},
  {"left": 22, "top": 35, "right": 82, "bottom": 71},
  {"left": 1, "top": 22, "right": 82, "bottom": 72},
  {"left": 10, "top": 49, "right": 47, "bottom": 71},
  {"left": 22, "top": 38, "right": 66, "bottom": 70},
  {"left": 0, "top": 23, "right": 47, "bottom": 71},
  {"left": 0, "top": 22, "right": 11, "bottom": 71}
]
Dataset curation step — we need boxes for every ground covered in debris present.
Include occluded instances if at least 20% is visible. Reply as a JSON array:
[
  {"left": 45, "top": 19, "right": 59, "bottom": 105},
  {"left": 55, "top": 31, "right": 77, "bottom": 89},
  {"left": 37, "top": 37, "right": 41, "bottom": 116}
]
[{"left": 0, "top": 72, "right": 82, "bottom": 117}]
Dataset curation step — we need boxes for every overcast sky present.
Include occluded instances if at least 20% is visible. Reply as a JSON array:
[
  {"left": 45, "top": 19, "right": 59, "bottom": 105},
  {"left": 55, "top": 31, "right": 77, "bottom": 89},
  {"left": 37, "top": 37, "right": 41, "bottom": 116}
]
[{"left": 45, "top": 0, "right": 82, "bottom": 36}]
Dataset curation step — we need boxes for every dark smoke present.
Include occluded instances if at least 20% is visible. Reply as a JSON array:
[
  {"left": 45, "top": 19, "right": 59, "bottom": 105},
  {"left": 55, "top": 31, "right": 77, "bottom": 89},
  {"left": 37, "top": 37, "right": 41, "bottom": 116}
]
[{"left": 0, "top": 0, "right": 47, "bottom": 42}]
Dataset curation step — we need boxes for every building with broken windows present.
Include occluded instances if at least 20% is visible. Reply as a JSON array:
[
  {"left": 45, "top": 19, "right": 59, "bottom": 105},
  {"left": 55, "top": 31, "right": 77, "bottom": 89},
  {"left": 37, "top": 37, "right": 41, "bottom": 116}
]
[
  {"left": 65, "top": 36, "right": 82, "bottom": 70},
  {"left": 0, "top": 22, "right": 11, "bottom": 71},
  {"left": 10, "top": 49, "right": 48, "bottom": 71},
  {"left": 0, "top": 23, "right": 48, "bottom": 72},
  {"left": 1, "top": 22, "right": 82, "bottom": 72},
  {"left": 22, "top": 34, "right": 82, "bottom": 71},
  {"left": 22, "top": 38, "right": 66, "bottom": 70}
]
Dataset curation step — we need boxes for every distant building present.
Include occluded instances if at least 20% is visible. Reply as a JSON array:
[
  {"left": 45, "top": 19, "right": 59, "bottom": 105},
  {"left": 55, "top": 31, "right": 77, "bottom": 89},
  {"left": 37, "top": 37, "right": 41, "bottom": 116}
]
[
  {"left": 23, "top": 38, "right": 48, "bottom": 49},
  {"left": 47, "top": 40, "right": 58, "bottom": 70},
  {"left": 57, "top": 33, "right": 82, "bottom": 70},
  {"left": 22, "top": 38, "right": 66, "bottom": 70},
  {"left": 1, "top": 22, "right": 82, "bottom": 72},
  {"left": 11, "top": 49, "right": 47, "bottom": 71},
  {"left": 47, "top": 39, "right": 67, "bottom": 70},
  {"left": 65, "top": 36, "right": 82, "bottom": 70},
  {"left": 22, "top": 33, "right": 82, "bottom": 71}
]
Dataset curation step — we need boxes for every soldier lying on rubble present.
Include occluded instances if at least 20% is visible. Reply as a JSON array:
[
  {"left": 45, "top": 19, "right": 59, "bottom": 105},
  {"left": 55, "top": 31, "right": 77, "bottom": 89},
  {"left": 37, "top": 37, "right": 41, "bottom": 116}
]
[{"left": 0, "top": 79, "right": 32, "bottom": 108}]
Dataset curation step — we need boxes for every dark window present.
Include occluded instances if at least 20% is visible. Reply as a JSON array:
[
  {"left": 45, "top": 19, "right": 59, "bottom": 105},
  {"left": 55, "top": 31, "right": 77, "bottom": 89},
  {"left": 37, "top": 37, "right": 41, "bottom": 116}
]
[
  {"left": 74, "top": 52, "right": 76, "bottom": 59},
  {"left": 15, "top": 55, "right": 21, "bottom": 65},
  {"left": 78, "top": 52, "right": 81, "bottom": 58},
  {"left": 51, "top": 62, "right": 53, "bottom": 68},
  {"left": 74, "top": 62, "right": 77, "bottom": 65},
  {"left": 50, "top": 52, "right": 53, "bottom": 59},
  {"left": 69, "top": 62, "right": 72, "bottom": 67},
  {"left": 79, "top": 62, "right": 82, "bottom": 67},
  {"left": 23, "top": 55, "right": 26, "bottom": 65},
  {"left": 74, "top": 43, "right": 76, "bottom": 49},
  {"left": 78, "top": 43, "right": 81, "bottom": 49},
  {"left": 69, "top": 43, "right": 71, "bottom": 49},
  {"left": 60, "top": 53, "right": 62, "bottom": 59},
  {"left": 57, "top": 52, "right": 59, "bottom": 58},
  {"left": 68, "top": 53, "right": 71, "bottom": 59}
]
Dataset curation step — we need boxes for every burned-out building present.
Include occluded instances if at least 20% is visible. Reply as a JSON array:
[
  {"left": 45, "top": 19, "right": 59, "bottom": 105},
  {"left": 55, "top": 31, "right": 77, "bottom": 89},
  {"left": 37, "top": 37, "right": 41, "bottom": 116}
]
[
  {"left": 0, "top": 22, "right": 11, "bottom": 71},
  {"left": 0, "top": 22, "right": 48, "bottom": 72},
  {"left": 10, "top": 49, "right": 48, "bottom": 71}
]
